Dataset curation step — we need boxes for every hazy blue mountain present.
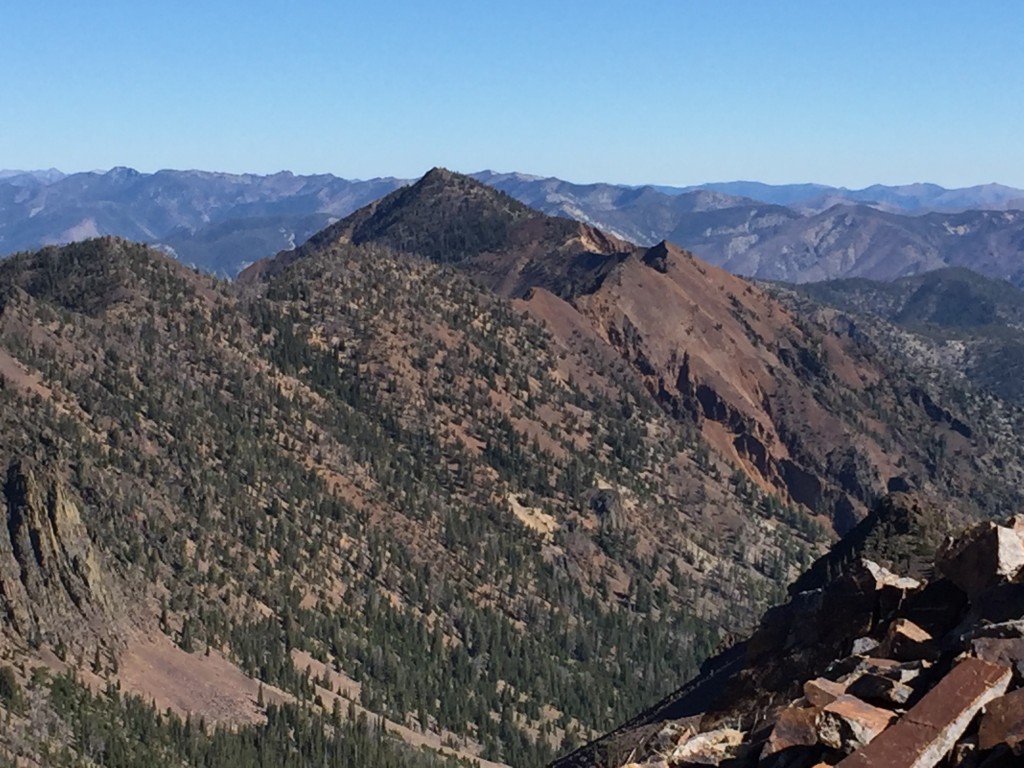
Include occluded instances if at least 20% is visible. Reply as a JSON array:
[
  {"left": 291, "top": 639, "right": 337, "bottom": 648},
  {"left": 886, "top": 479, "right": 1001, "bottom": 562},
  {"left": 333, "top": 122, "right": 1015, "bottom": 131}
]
[
  {"left": 2, "top": 167, "right": 1024, "bottom": 282},
  {"left": 473, "top": 175, "right": 1024, "bottom": 286},
  {"left": 0, "top": 167, "right": 406, "bottom": 276},
  {"left": 471, "top": 170, "right": 755, "bottom": 244},
  {"left": 672, "top": 204, "right": 1024, "bottom": 285},
  {"left": 0, "top": 168, "right": 66, "bottom": 185},
  {"left": 677, "top": 181, "right": 835, "bottom": 207},
  {"left": 659, "top": 180, "right": 1024, "bottom": 213},
  {"left": 834, "top": 182, "right": 1024, "bottom": 212}
]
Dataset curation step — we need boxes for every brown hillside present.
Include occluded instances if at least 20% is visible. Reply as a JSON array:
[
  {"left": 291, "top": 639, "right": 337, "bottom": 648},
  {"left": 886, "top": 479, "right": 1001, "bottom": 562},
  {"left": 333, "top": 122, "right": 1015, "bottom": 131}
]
[{"left": 251, "top": 170, "right": 1024, "bottom": 532}]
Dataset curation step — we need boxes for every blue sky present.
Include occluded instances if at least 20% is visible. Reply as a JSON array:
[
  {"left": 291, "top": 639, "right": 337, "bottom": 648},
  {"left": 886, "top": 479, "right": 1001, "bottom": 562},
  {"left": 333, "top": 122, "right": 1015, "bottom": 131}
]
[{"left": 2, "top": 1, "right": 1022, "bottom": 187}]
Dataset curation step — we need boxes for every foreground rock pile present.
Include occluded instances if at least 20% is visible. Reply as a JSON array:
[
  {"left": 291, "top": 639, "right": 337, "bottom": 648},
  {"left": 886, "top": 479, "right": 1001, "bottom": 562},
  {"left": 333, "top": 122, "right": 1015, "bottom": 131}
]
[{"left": 605, "top": 512, "right": 1024, "bottom": 768}]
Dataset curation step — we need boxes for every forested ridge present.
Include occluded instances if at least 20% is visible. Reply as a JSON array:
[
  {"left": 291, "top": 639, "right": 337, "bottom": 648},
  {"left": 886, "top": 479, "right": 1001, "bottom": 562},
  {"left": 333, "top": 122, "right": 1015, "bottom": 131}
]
[{"left": 0, "top": 237, "right": 816, "bottom": 766}]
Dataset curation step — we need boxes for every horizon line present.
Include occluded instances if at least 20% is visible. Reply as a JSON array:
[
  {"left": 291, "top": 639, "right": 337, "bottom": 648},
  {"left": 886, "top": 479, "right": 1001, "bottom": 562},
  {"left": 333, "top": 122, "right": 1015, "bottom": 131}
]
[{"left": 1, "top": 165, "right": 1021, "bottom": 194}]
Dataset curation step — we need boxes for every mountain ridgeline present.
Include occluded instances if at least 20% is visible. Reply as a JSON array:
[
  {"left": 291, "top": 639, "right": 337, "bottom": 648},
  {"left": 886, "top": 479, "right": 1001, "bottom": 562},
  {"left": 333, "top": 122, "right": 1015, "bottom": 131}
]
[
  {"left": 248, "top": 169, "right": 1024, "bottom": 530},
  {"left": 0, "top": 169, "right": 1021, "bottom": 766},
  {"left": 792, "top": 268, "right": 1024, "bottom": 404},
  {"left": 240, "top": 167, "right": 634, "bottom": 298},
  {"left": 4, "top": 167, "right": 1024, "bottom": 287}
]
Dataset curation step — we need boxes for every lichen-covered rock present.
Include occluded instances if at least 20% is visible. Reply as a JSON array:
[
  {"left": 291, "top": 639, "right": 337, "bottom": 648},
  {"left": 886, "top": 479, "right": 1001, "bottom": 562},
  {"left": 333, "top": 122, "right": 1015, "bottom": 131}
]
[
  {"left": 818, "top": 695, "right": 896, "bottom": 752},
  {"left": 669, "top": 727, "right": 744, "bottom": 766},
  {"left": 650, "top": 722, "right": 696, "bottom": 753},
  {"left": 969, "top": 636, "right": 1024, "bottom": 678}
]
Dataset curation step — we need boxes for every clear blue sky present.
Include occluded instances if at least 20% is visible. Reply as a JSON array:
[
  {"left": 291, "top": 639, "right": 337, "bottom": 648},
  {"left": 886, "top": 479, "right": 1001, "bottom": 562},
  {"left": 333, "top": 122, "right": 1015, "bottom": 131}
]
[{"left": 2, "top": 1, "right": 1022, "bottom": 187}]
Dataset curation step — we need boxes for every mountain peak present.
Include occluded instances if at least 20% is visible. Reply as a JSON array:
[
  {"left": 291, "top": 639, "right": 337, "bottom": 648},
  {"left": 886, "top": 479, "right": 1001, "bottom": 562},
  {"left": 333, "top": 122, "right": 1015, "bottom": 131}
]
[
  {"left": 240, "top": 165, "right": 548, "bottom": 283},
  {"left": 406, "top": 166, "right": 524, "bottom": 206},
  {"left": 105, "top": 166, "right": 142, "bottom": 180},
  {"left": 0, "top": 237, "right": 211, "bottom": 317},
  {"left": 420, "top": 165, "right": 457, "bottom": 182}
]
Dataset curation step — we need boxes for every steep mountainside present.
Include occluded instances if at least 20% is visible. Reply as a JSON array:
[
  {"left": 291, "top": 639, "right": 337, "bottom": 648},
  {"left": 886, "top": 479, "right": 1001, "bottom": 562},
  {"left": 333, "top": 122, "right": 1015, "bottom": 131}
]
[
  {"left": 556, "top": 495, "right": 1024, "bottom": 768},
  {"left": 793, "top": 268, "right": 1024, "bottom": 404},
  {"left": 249, "top": 170, "right": 1024, "bottom": 533},
  {"left": 0, "top": 235, "right": 834, "bottom": 766}
]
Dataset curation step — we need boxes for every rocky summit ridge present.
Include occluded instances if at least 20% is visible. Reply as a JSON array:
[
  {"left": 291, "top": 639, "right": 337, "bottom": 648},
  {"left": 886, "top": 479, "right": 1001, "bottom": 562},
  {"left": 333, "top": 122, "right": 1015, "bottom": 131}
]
[
  {"left": 243, "top": 169, "right": 1024, "bottom": 533},
  {"left": 555, "top": 496, "right": 1024, "bottom": 768}
]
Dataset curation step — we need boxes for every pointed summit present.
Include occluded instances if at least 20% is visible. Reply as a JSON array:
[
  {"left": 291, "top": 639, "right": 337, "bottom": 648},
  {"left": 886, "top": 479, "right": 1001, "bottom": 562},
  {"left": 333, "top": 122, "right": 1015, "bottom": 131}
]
[
  {"left": 266, "top": 167, "right": 538, "bottom": 270},
  {"left": 240, "top": 167, "right": 636, "bottom": 294},
  {"left": 418, "top": 165, "right": 457, "bottom": 183},
  {"left": 344, "top": 166, "right": 539, "bottom": 259}
]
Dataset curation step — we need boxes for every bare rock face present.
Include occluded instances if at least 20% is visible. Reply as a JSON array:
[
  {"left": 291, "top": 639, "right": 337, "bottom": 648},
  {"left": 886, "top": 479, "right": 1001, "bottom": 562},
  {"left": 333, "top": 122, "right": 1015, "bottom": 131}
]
[
  {"left": 738, "top": 557, "right": 923, "bottom": 710},
  {"left": 936, "top": 522, "right": 1024, "bottom": 598},
  {"left": 804, "top": 678, "right": 847, "bottom": 708},
  {"left": 588, "top": 488, "right": 626, "bottom": 532},
  {"left": 835, "top": 658, "right": 1012, "bottom": 768},
  {"left": 762, "top": 705, "right": 821, "bottom": 757},
  {"left": 978, "top": 688, "right": 1024, "bottom": 753},
  {"left": 0, "top": 459, "right": 115, "bottom": 647},
  {"left": 878, "top": 619, "right": 938, "bottom": 662},
  {"left": 818, "top": 695, "right": 896, "bottom": 752}
]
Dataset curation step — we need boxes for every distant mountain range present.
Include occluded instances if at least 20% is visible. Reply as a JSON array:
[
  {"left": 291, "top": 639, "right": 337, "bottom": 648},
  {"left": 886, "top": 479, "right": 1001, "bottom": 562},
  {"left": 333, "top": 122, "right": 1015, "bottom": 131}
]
[
  {"left": 0, "top": 167, "right": 404, "bottom": 275},
  {"left": 2, "top": 167, "right": 1024, "bottom": 284},
  {"left": 670, "top": 179, "right": 1024, "bottom": 213},
  {"left": 475, "top": 173, "right": 1024, "bottom": 285},
  {"left": 477, "top": 173, "right": 1024, "bottom": 216}
]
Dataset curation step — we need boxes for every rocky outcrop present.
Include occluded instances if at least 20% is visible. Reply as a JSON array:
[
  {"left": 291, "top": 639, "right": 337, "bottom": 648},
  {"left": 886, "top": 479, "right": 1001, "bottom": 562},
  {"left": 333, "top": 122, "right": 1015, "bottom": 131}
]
[
  {"left": 553, "top": 506, "right": 1024, "bottom": 768},
  {"left": 936, "top": 522, "right": 1024, "bottom": 598},
  {"left": 789, "top": 493, "right": 950, "bottom": 595},
  {"left": 978, "top": 688, "right": 1024, "bottom": 753},
  {"left": 837, "top": 658, "right": 1011, "bottom": 768},
  {"left": 0, "top": 459, "right": 116, "bottom": 648}
]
